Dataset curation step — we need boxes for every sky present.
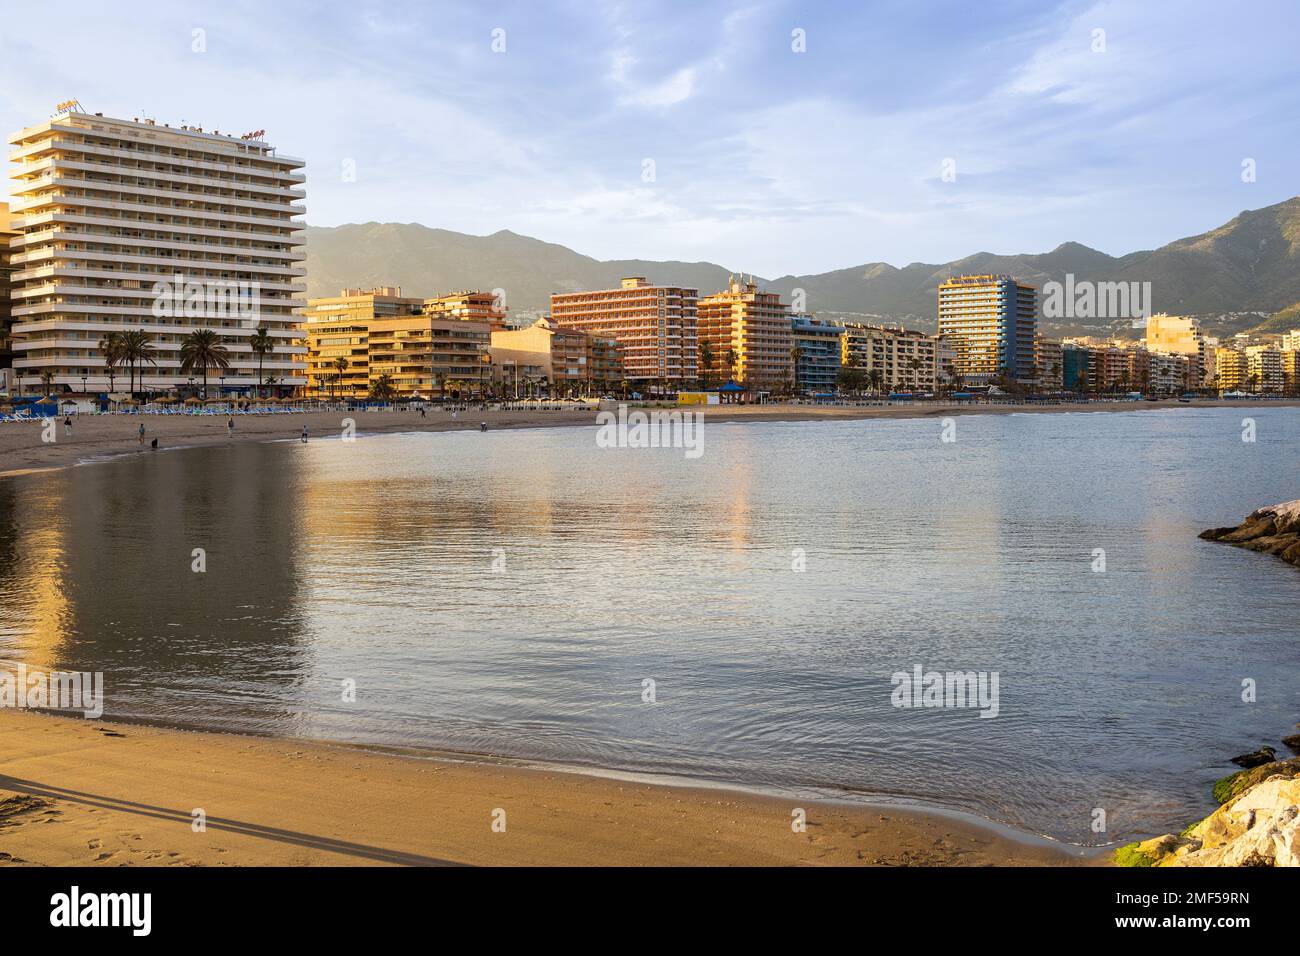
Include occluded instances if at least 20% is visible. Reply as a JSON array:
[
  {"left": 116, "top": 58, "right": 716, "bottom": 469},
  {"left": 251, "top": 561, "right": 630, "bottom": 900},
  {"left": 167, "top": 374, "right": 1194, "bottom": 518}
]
[{"left": 2, "top": 0, "right": 1297, "bottom": 277}]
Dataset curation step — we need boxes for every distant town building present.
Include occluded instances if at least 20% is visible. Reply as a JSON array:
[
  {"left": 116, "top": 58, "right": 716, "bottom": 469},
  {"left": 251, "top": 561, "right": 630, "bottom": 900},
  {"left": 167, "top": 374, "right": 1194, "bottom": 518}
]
[
  {"left": 1282, "top": 329, "right": 1300, "bottom": 352},
  {"left": 550, "top": 277, "right": 697, "bottom": 386},
  {"left": 1034, "top": 336, "right": 1063, "bottom": 390},
  {"left": 696, "top": 276, "right": 793, "bottom": 390},
  {"left": 789, "top": 316, "right": 844, "bottom": 394},
  {"left": 937, "top": 275, "right": 1037, "bottom": 384},
  {"left": 1282, "top": 349, "right": 1300, "bottom": 395},
  {"left": 1145, "top": 314, "right": 1210, "bottom": 386},
  {"left": 1061, "top": 342, "right": 1091, "bottom": 391},
  {"left": 422, "top": 290, "right": 508, "bottom": 328},
  {"left": 7, "top": 110, "right": 307, "bottom": 394},
  {"left": 1245, "top": 345, "right": 1284, "bottom": 393},
  {"left": 1214, "top": 347, "right": 1248, "bottom": 392}
]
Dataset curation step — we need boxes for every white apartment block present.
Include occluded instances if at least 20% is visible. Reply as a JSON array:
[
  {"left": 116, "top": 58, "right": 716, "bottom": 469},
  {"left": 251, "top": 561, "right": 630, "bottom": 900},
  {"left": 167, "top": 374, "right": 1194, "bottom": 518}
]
[{"left": 7, "top": 109, "right": 307, "bottom": 394}]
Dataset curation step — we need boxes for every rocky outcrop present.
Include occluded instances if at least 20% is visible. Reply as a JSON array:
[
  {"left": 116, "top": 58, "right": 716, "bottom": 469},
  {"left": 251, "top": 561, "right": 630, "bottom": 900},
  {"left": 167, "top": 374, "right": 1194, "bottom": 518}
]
[
  {"left": 1200, "top": 499, "right": 1300, "bottom": 567},
  {"left": 1116, "top": 757, "right": 1300, "bottom": 867}
]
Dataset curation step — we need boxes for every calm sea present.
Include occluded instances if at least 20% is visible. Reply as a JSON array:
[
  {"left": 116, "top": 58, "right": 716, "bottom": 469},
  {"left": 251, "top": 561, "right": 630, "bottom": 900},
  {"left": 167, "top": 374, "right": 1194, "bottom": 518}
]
[{"left": 2, "top": 407, "right": 1297, "bottom": 843}]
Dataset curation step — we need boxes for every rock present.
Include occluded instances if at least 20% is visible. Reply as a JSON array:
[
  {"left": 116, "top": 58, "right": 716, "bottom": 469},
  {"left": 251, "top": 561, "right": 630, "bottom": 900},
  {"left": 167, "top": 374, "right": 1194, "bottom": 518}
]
[
  {"left": 1202, "top": 500, "right": 1300, "bottom": 568},
  {"left": 1153, "top": 774, "right": 1300, "bottom": 867},
  {"left": 1220, "top": 518, "right": 1276, "bottom": 542},
  {"left": 1231, "top": 746, "right": 1277, "bottom": 768},
  {"left": 1284, "top": 734, "right": 1300, "bottom": 755},
  {"left": 1212, "top": 756, "right": 1300, "bottom": 804}
]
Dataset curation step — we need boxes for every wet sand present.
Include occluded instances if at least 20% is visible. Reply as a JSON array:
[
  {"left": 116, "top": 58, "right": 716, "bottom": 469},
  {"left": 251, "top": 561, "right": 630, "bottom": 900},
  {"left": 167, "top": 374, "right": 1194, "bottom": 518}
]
[
  {"left": 3, "top": 399, "right": 1295, "bottom": 479},
  {"left": 0, "top": 710, "right": 1096, "bottom": 867}
]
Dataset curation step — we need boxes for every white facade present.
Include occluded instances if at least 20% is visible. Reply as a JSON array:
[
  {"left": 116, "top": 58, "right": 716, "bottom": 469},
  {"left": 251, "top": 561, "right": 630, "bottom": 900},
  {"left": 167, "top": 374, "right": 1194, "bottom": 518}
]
[{"left": 7, "top": 111, "right": 306, "bottom": 393}]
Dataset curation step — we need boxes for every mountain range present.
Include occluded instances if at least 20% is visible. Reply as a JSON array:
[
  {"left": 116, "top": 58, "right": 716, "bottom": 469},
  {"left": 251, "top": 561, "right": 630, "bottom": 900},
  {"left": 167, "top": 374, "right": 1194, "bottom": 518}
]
[{"left": 303, "top": 197, "right": 1300, "bottom": 338}]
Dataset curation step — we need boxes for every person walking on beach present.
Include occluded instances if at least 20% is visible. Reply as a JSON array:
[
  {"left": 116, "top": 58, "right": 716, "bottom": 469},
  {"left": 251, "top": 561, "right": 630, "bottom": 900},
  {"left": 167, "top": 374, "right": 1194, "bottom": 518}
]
[
  {"left": 138, "top": 422, "right": 146, "bottom": 446},
  {"left": 227, "top": 415, "right": 235, "bottom": 437},
  {"left": 63, "top": 415, "right": 72, "bottom": 437},
  {"left": 301, "top": 425, "right": 309, "bottom": 443}
]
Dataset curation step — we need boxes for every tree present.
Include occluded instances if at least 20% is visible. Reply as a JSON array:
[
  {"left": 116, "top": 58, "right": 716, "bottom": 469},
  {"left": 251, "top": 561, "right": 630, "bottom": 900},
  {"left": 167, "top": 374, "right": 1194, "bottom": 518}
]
[
  {"left": 248, "top": 326, "right": 274, "bottom": 399},
  {"left": 120, "top": 329, "right": 157, "bottom": 397},
  {"left": 98, "top": 331, "right": 125, "bottom": 394},
  {"left": 836, "top": 366, "right": 865, "bottom": 395},
  {"left": 697, "top": 340, "right": 715, "bottom": 388},
  {"left": 40, "top": 369, "right": 54, "bottom": 397},
  {"left": 369, "top": 373, "right": 397, "bottom": 402},
  {"left": 332, "top": 355, "right": 349, "bottom": 399},
  {"left": 179, "top": 329, "right": 231, "bottom": 399},
  {"left": 724, "top": 348, "right": 738, "bottom": 382}
]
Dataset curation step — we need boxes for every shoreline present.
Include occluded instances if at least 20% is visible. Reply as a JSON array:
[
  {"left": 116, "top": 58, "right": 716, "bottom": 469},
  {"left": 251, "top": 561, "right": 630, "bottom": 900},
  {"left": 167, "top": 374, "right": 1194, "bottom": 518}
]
[
  {"left": 0, "top": 709, "right": 1100, "bottom": 867},
  {"left": 3, "top": 398, "right": 1298, "bottom": 480}
]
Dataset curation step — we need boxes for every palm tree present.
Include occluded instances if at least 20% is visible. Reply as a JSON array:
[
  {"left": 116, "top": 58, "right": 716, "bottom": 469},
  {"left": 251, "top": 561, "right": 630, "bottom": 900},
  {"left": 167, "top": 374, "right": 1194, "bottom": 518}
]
[
  {"left": 724, "top": 348, "right": 738, "bottom": 383},
  {"left": 697, "top": 340, "right": 715, "bottom": 388},
  {"left": 98, "top": 331, "right": 125, "bottom": 394},
  {"left": 179, "top": 329, "right": 230, "bottom": 399},
  {"left": 369, "top": 373, "right": 397, "bottom": 402},
  {"left": 119, "top": 329, "right": 157, "bottom": 398},
  {"left": 248, "top": 326, "right": 274, "bottom": 399},
  {"left": 40, "top": 369, "right": 54, "bottom": 397},
  {"left": 332, "top": 355, "right": 349, "bottom": 399}
]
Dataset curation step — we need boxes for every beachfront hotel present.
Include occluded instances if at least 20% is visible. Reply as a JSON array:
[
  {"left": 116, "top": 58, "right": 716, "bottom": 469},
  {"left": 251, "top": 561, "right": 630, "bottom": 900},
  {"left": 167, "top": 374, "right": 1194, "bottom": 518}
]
[
  {"left": 696, "top": 276, "right": 793, "bottom": 390},
  {"left": 301, "top": 287, "right": 495, "bottom": 398},
  {"left": 0, "top": 203, "right": 17, "bottom": 390},
  {"left": 550, "top": 277, "right": 697, "bottom": 386},
  {"left": 6, "top": 108, "right": 307, "bottom": 394},
  {"left": 937, "top": 274, "right": 1037, "bottom": 384}
]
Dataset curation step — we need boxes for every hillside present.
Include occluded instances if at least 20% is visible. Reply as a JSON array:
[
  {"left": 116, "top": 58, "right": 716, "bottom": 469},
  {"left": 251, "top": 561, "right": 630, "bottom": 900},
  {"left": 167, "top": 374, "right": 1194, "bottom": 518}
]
[{"left": 303, "top": 197, "right": 1300, "bottom": 333}]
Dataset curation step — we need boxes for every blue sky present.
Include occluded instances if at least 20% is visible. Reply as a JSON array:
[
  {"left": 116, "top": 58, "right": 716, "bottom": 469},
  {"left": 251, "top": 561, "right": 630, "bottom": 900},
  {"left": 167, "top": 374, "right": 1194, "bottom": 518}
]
[{"left": 2, "top": 0, "right": 1297, "bottom": 276}]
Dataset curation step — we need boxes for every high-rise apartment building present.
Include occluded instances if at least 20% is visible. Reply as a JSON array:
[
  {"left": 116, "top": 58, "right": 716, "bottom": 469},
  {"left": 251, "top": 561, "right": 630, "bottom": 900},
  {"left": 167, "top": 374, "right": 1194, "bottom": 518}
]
[
  {"left": 8, "top": 109, "right": 307, "bottom": 394},
  {"left": 696, "top": 277, "right": 793, "bottom": 389},
  {"left": 1034, "top": 335, "right": 1063, "bottom": 390},
  {"left": 1245, "top": 345, "right": 1283, "bottom": 393},
  {"left": 937, "top": 275, "right": 1037, "bottom": 384},
  {"left": 0, "top": 203, "right": 17, "bottom": 391},
  {"left": 1282, "top": 329, "right": 1300, "bottom": 352},
  {"left": 550, "top": 277, "right": 697, "bottom": 385},
  {"left": 1145, "top": 314, "right": 1210, "bottom": 386},
  {"left": 301, "top": 287, "right": 425, "bottom": 395},
  {"left": 789, "top": 316, "right": 844, "bottom": 394},
  {"left": 1214, "top": 347, "right": 1247, "bottom": 391},
  {"left": 1282, "top": 349, "right": 1300, "bottom": 395}
]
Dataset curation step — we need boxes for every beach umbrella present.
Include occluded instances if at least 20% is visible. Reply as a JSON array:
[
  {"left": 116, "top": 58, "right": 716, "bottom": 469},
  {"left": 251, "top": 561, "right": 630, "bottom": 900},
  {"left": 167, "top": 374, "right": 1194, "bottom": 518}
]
[
  {"left": 35, "top": 395, "right": 58, "bottom": 405},
  {"left": 184, "top": 397, "right": 203, "bottom": 405}
]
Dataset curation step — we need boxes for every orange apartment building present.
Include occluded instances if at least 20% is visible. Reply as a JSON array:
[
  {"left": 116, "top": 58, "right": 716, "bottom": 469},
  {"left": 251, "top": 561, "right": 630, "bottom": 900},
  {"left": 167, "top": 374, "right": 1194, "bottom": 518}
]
[
  {"left": 696, "top": 276, "right": 793, "bottom": 390},
  {"left": 550, "top": 277, "right": 697, "bottom": 386}
]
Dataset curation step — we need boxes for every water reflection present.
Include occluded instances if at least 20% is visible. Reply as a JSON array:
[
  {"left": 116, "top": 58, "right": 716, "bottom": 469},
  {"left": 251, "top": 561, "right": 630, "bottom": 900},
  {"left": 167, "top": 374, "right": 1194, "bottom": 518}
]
[{"left": 1, "top": 409, "right": 1298, "bottom": 842}]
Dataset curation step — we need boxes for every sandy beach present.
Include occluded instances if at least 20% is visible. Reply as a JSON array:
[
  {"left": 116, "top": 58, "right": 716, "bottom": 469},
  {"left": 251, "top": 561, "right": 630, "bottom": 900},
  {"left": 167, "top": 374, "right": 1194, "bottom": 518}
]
[
  {"left": 0, "top": 710, "right": 1094, "bottom": 867},
  {"left": 3, "top": 398, "right": 1296, "bottom": 479}
]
